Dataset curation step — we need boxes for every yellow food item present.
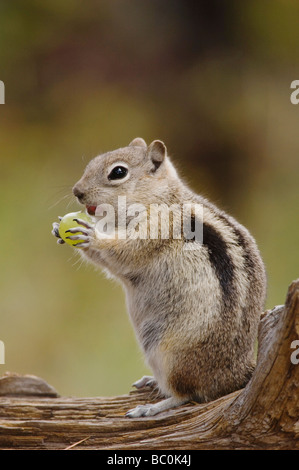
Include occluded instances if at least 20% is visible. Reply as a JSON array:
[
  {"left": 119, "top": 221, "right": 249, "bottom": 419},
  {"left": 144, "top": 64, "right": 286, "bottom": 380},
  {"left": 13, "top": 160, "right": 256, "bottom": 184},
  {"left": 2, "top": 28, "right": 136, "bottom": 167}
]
[{"left": 58, "top": 211, "right": 92, "bottom": 247}]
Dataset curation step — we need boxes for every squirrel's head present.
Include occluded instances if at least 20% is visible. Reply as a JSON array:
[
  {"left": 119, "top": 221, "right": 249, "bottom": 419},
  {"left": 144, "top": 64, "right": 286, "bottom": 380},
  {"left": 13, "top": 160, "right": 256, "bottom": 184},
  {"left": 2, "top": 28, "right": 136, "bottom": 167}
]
[{"left": 72, "top": 138, "right": 179, "bottom": 214}]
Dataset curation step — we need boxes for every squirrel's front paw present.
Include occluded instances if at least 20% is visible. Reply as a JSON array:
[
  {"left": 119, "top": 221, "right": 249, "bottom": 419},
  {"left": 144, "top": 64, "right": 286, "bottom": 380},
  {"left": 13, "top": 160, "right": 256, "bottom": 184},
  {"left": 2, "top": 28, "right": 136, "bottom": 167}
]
[
  {"left": 51, "top": 217, "right": 65, "bottom": 245},
  {"left": 51, "top": 215, "right": 94, "bottom": 249},
  {"left": 64, "top": 217, "right": 94, "bottom": 249}
]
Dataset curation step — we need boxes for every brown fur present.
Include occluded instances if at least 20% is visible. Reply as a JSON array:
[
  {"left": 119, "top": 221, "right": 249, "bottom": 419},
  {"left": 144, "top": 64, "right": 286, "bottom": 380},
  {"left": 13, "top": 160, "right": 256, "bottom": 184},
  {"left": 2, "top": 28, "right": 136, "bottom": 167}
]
[{"left": 54, "top": 137, "right": 267, "bottom": 416}]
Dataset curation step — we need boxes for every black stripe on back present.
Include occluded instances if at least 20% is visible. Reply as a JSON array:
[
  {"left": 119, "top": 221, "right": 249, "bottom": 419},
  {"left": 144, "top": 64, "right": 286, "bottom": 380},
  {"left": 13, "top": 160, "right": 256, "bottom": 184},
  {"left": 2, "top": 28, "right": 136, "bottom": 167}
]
[
  {"left": 216, "top": 212, "right": 259, "bottom": 287},
  {"left": 184, "top": 214, "right": 236, "bottom": 314},
  {"left": 214, "top": 213, "right": 266, "bottom": 331},
  {"left": 202, "top": 221, "right": 235, "bottom": 314}
]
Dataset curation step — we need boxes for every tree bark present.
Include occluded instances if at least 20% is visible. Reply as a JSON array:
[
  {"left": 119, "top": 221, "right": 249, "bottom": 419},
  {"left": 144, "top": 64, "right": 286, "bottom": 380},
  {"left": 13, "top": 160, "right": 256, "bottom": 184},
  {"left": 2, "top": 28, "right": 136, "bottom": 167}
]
[{"left": 0, "top": 279, "right": 298, "bottom": 450}]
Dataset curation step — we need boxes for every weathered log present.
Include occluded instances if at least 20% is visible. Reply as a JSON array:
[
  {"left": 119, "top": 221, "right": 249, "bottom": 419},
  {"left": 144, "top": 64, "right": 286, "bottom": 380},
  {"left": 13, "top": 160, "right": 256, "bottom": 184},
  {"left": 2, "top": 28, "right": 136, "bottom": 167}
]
[{"left": 0, "top": 279, "right": 298, "bottom": 450}]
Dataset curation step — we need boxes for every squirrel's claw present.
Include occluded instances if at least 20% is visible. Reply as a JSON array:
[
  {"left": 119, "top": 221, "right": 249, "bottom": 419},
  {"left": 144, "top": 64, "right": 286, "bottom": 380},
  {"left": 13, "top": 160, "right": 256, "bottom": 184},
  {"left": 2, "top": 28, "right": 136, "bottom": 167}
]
[
  {"left": 73, "top": 218, "right": 93, "bottom": 230},
  {"left": 52, "top": 221, "right": 61, "bottom": 238},
  {"left": 52, "top": 221, "right": 65, "bottom": 244},
  {"left": 132, "top": 376, "right": 157, "bottom": 389}
]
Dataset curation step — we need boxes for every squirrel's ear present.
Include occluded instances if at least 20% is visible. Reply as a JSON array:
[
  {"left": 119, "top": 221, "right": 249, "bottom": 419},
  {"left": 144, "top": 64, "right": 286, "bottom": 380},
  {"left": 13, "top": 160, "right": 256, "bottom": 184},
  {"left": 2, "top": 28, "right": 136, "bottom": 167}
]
[
  {"left": 128, "top": 137, "right": 147, "bottom": 148},
  {"left": 147, "top": 140, "right": 166, "bottom": 172}
]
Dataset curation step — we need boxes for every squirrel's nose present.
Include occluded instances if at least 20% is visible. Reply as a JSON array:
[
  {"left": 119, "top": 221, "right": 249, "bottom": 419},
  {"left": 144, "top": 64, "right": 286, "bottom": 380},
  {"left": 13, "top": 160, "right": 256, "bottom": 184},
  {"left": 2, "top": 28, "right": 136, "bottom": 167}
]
[{"left": 73, "top": 185, "right": 85, "bottom": 201}]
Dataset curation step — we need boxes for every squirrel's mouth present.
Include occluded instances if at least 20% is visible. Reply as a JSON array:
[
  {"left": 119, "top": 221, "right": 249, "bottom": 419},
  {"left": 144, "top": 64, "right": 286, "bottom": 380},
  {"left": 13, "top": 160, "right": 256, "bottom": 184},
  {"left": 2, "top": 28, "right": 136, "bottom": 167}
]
[{"left": 86, "top": 205, "right": 97, "bottom": 216}]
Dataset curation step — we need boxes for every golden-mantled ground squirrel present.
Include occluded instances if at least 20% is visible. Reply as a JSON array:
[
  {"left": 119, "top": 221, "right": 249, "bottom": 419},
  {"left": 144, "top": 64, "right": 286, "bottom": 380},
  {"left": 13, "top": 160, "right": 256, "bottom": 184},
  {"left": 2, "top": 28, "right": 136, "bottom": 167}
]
[{"left": 52, "top": 137, "right": 267, "bottom": 417}]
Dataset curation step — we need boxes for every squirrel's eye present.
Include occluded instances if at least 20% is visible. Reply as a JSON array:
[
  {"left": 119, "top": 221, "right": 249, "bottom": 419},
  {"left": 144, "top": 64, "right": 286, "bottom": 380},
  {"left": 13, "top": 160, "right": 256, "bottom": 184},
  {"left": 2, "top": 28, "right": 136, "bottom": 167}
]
[{"left": 108, "top": 166, "right": 128, "bottom": 180}]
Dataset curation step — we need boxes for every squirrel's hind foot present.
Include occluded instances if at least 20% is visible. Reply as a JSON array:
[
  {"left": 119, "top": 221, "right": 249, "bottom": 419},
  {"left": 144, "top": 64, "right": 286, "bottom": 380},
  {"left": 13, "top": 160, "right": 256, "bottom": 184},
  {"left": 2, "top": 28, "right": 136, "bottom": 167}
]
[
  {"left": 132, "top": 375, "right": 157, "bottom": 390},
  {"left": 125, "top": 397, "right": 188, "bottom": 418}
]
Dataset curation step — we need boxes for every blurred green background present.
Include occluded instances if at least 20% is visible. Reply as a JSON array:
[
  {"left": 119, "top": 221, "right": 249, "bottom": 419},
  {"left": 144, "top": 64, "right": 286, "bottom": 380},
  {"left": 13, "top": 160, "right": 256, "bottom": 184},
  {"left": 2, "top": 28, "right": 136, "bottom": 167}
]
[{"left": 0, "top": 0, "right": 298, "bottom": 397}]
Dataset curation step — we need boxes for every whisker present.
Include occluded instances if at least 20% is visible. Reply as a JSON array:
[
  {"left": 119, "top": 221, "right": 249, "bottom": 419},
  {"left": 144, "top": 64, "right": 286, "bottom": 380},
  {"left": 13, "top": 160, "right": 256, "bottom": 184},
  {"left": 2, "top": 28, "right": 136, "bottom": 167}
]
[
  {"left": 66, "top": 195, "right": 78, "bottom": 210},
  {"left": 47, "top": 193, "right": 73, "bottom": 211}
]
